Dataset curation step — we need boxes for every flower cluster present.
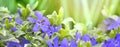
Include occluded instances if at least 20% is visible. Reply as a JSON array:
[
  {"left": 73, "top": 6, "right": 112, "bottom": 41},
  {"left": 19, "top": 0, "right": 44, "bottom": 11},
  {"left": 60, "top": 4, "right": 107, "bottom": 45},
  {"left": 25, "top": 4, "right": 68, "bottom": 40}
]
[
  {"left": 104, "top": 17, "right": 120, "bottom": 30},
  {"left": 1, "top": 7, "right": 120, "bottom": 47},
  {"left": 28, "top": 11, "right": 62, "bottom": 37},
  {"left": 102, "top": 34, "right": 120, "bottom": 47},
  {"left": 46, "top": 31, "right": 98, "bottom": 47}
]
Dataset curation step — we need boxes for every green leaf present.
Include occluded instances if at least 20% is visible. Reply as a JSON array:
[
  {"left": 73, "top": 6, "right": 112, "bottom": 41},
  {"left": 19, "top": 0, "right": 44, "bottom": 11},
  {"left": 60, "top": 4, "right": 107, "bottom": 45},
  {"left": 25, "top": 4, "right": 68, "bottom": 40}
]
[
  {"left": 109, "top": 30, "right": 116, "bottom": 38},
  {"left": 62, "top": 17, "right": 75, "bottom": 30},
  {"left": 78, "top": 41, "right": 84, "bottom": 47},
  {"left": 58, "top": 29, "right": 70, "bottom": 38},
  {"left": 47, "top": 8, "right": 64, "bottom": 25},
  {"left": 21, "top": 6, "right": 30, "bottom": 20},
  {"left": 5, "top": 19, "right": 14, "bottom": 29},
  {"left": 13, "top": 30, "right": 25, "bottom": 37},
  {"left": 0, "top": 30, "right": 7, "bottom": 36},
  {"left": 57, "top": 7, "right": 64, "bottom": 25},
  {"left": 32, "top": 1, "right": 39, "bottom": 10},
  {"left": 47, "top": 11, "right": 57, "bottom": 25},
  {"left": 18, "top": 3, "right": 25, "bottom": 9},
  {"left": 22, "top": 26, "right": 27, "bottom": 31},
  {"left": 96, "top": 35, "right": 104, "bottom": 43},
  {"left": 86, "top": 41, "right": 92, "bottom": 47}
]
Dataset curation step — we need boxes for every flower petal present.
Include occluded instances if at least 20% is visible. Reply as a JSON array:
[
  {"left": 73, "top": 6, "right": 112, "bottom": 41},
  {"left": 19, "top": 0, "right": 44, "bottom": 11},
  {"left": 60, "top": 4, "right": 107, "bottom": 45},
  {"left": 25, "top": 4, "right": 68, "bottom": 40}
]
[
  {"left": 34, "top": 11, "right": 43, "bottom": 19},
  {"left": 46, "top": 40, "right": 53, "bottom": 47},
  {"left": 18, "top": 8, "right": 22, "bottom": 16},
  {"left": 75, "top": 31, "right": 81, "bottom": 41},
  {"left": 90, "top": 37, "right": 98, "bottom": 46},
  {"left": 107, "top": 23, "right": 119, "bottom": 30},
  {"left": 53, "top": 36, "right": 59, "bottom": 47},
  {"left": 60, "top": 38, "right": 68, "bottom": 47},
  {"left": 11, "top": 26, "right": 18, "bottom": 32},
  {"left": 70, "top": 39, "right": 77, "bottom": 47},
  {"left": 32, "top": 23, "right": 40, "bottom": 32},
  {"left": 21, "top": 38, "right": 30, "bottom": 47},
  {"left": 28, "top": 17, "right": 37, "bottom": 23},
  {"left": 15, "top": 18, "right": 22, "bottom": 25},
  {"left": 40, "top": 24, "right": 49, "bottom": 33},
  {"left": 7, "top": 41, "right": 20, "bottom": 47},
  {"left": 82, "top": 34, "right": 90, "bottom": 42}
]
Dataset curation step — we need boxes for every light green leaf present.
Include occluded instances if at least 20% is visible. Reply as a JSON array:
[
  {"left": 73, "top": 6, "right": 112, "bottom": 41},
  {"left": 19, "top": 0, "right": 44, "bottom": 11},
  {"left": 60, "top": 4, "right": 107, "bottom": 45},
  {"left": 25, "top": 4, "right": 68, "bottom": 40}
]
[
  {"left": 62, "top": 17, "right": 75, "bottom": 30},
  {"left": 86, "top": 41, "right": 92, "bottom": 47},
  {"left": 58, "top": 29, "right": 70, "bottom": 38},
  {"left": 32, "top": 1, "right": 39, "bottom": 10},
  {"left": 57, "top": 7, "right": 64, "bottom": 25},
  {"left": 109, "top": 30, "right": 116, "bottom": 38}
]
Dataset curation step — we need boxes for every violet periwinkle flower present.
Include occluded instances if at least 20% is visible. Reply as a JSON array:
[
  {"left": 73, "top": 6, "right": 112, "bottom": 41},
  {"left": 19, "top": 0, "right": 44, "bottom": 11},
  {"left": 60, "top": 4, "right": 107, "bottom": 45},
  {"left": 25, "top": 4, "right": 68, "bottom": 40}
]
[
  {"left": 90, "top": 37, "right": 98, "bottom": 46},
  {"left": 18, "top": 8, "right": 22, "bottom": 16},
  {"left": 8, "top": 17, "right": 12, "bottom": 22},
  {"left": 46, "top": 37, "right": 77, "bottom": 47},
  {"left": 11, "top": 26, "right": 18, "bottom": 32},
  {"left": 15, "top": 18, "right": 22, "bottom": 25},
  {"left": 82, "top": 34, "right": 90, "bottom": 42},
  {"left": 7, "top": 38, "right": 30, "bottom": 47},
  {"left": 21, "top": 38, "right": 30, "bottom": 47},
  {"left": 60, "top": 38, "right": 69, "bottom": 47},
  {"left": 81, "top": 34, "right": 98, "bottom": 46},
  {"left": 7, "top": 41, "right": 21, "bottom": 47},
  {"left": 102, "top": 34, "right": 120, "bottom": 47},
  {"left": 47, "top": 25, "right": 62, "bottom": 37},
  {"left": 70, "top": 39, "right": 77, "bottom": 47},
  {"left": 28, "top": 11, "right": 50, "bottom": 32},
  {"left": 28, "top": 11, "right": 62, "bottom": 37},
  {"left": 75, "top": 31, "right": 81, "bottom": 41},
  {"left": 104, "top": 18, "right": 120, "bottom": 30}
]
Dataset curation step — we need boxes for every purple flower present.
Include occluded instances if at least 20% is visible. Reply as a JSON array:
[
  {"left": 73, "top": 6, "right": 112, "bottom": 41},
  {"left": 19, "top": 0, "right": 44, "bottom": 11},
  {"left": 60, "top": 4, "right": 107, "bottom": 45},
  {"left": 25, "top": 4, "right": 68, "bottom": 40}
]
[
  {"left": 115, "top": 34, "right": 120, "bottom": 40},
  {"left": 46, "top": 40, "right": 53, "bottom": 47},
  {"left": 70, "top": 39, "right": 77, "bottom": 47},
  {"left": 104, "top": 18, "right": 120, "bottom": 30},
  {"left": 53, "top": 36, "right": 59, "bottom": 47},
  {"left": 46, "top": 25, "right": 62, "bottom": 37},
  {"left": 82, "top": 34, "right": 90, "bottom": 42},
  {"left": 7, "top": 41, "right": 21, "bottom": 47},
  {"left": 11, "top": 26, "right": 18, "bottom": 32},
  {"left": 7, "top": 38, "right": 30, "bottom": 47},
  {"left": 90, "top": 37, "right": 98, "bottom": 46},
  {"left": 34, "top": 11, "right": 43, "bottom": 19},
  {"left": 50, "top": 25, "right": 62, "bottom": 32},
  {"left": 15, "top": 18, "right": 22, "bottom": 25},
  {"left": 21, "top": 38, "right": 30, "bottom": 47},
  {"left": 28, "top": 11, "right": 62, "bottom": 37},
  {"left": 32, "top": 23, "right": 40, "bottom": 32},
  {"left": 28, "top": 11, "right": 50, "bottom": 32},
  {"left": 46, "top": 37, "right": 59, "bottom": 47},
  {"left": 18, "top": 8, "right": 22, "bottom": 16},
  {"left": 102, "top": 39, "right": 116, "bottom": 47},
  {"left": 8, "top": 17, "right": 12, "bottom": 22},
  {"left": 75, "top": 31, "right": 81, "bottom": 41},
  {"left": 46, "top": 37, "right": 79, "bottom": 47},
  {"left": 28, "top": 17, "right": 37, "bottom": 23},
  {"left": 102, "top": 34, "right": 120, "bottom": 47},
  {"left": 60, "top": 38, "right": 68, "bottom": 47},
  {"left": 40, "top": 24, "right": 49, "bottom": 33}
]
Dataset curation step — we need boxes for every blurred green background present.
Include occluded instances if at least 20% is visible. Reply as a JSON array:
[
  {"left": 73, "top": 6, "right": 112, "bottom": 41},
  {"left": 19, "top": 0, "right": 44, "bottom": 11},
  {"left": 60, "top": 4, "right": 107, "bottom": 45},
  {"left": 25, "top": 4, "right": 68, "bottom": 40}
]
[{"left": 0, "top": 0, "right": 120, "bottom": 29}]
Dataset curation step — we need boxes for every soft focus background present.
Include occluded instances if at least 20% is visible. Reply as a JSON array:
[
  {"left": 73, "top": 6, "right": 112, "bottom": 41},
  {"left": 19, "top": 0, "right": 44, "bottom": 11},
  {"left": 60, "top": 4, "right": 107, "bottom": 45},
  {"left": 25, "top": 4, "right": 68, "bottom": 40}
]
[{"left": 0, "top": 0, "right": 120, "bottom": 29}]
